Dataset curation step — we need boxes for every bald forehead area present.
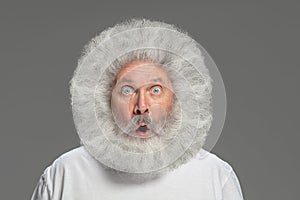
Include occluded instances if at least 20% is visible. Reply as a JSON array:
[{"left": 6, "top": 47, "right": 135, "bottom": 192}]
[{"left": 115, "top": 61, "right": 173, "bottom": 89}]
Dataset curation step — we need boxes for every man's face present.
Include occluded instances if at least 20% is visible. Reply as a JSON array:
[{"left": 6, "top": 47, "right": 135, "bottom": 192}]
[{"left": 111, "top": 61, "right": 174, "bottom": 138}]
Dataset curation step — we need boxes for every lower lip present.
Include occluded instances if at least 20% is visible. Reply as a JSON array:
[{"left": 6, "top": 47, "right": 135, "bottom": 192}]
[{"left": 136, "top": 129, "right": 150, "bottom": 138}]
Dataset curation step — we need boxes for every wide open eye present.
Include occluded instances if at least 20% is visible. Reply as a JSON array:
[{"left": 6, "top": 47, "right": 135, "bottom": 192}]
[
  {"left": 121, "top": 86, "right": 134, "bottom": 95},
  {"left": 151, "top": 86, "right": 162, "bottom": 95}
]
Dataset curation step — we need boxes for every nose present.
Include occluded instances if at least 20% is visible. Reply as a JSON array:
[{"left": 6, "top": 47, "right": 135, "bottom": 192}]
[{"left": 133, "top": 90, "right": 149, "bottom": 115}]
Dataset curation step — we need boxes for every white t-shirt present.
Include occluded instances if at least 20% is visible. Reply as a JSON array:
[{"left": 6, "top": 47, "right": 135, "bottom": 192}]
[{"left": 31, "top": 147, "right": 244, "bottom": 200}]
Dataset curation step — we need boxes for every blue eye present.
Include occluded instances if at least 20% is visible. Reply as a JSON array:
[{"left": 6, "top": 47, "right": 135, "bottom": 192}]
[
  {"left": 151, "top": 86, "right": 161, "bottom": 94},
  {"left": 121, "top": 86, "right": 134, "bottom": 95}
]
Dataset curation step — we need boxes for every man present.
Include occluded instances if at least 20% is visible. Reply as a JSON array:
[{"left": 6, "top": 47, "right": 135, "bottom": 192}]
[{"left": 31, "top": 19, "right": 244, "bottom": 200}]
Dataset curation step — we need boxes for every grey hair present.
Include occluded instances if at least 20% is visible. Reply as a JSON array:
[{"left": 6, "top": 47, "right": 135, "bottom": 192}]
[{"left": 70, "top": 18, "right": 213, "bottom": 179}]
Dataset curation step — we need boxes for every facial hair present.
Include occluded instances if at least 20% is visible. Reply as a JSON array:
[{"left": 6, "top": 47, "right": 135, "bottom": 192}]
[
  {"left": 108, "top": 104, "right": 181, "bottom": 154},
  {"left": 117, "top": 113, "right": 161, "bottom": 137}
]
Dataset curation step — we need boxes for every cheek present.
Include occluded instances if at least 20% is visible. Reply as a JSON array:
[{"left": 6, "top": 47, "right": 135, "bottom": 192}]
[
  {"left": 150, "top": 100, "right": 173, "bottom": 120},
  {"left": 111, "top": 95, "right": 132, "bottom": 120},
  {"left": 151, "top": 105, "right": 166, "bottom": 117},
  {"left": 158, "top": 91, "right": 174, "bottom": 115}
]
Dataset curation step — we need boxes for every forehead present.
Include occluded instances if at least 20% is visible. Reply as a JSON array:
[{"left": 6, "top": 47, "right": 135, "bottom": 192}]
[{"left": 116, "top": 61, "right": 172, "bottom": 87}]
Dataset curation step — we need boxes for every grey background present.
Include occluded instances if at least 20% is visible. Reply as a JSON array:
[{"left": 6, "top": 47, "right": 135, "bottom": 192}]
[{"left": 0, "top": 1, "right": 299, "bottom": 199}]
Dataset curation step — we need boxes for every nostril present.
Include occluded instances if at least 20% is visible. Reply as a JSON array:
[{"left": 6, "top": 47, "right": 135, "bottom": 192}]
[{"left": 135, "top": 108, "right": 148, "bottom": 115}]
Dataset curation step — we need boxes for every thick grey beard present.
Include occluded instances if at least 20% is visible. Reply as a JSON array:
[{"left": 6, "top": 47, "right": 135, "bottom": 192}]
[
  {"left": 96, "top": 103, "right": 183, "bottom": 182},
  {"left": 107, "top": 102, "right": 182, "bottom": 154}
]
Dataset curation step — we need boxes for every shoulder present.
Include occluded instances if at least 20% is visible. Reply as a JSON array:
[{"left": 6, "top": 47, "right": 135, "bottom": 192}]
[
  {"left": 33, "top": 146, "right": 95, "bottom": 199},
  {"left": 41, "top": 146, "right": 94, "bottom": 183},
  {"left": 55, "top": 146, "right": 90, "bottom": 161},
  {"left": 32, "top": 147, "right": 100, "bottom": 199},
  {"left": 52, "top": 146, "right": 91, "bottom": 164},
  {"left": 196, "top": 149, "right": 233, "bottom": 169},
  {"left": 195, "top": 151, "right": 244, "bottom": 199},
  {"left": 43, "top": 147, "right": 80, "bottom": 169},
  {"left": 191, "top": 149, "right": 236, "bottom": 186}
]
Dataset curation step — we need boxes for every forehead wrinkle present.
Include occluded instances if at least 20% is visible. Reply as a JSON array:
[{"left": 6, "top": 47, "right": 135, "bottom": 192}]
[
  {"left": 117, "top": 77, "right": 132, "bottom": 84},
  {"left": 115, "top": 62, "right": 173, "bottom": 89},
  {"left": 116, "top": 77, "right": 136, "bottom": 89},
  {"left": 140, "top": 77, "right": 167, "bottom": 86},
  {"left": 118, "top": 76, "right": 168, "bottom": 88},
  {"left": 149, "top": 77, "right": 164, "bottom": 84}
]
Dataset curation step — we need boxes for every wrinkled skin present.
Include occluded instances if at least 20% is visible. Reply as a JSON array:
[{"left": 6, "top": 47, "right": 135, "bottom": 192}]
[{"left": 111, "top": 61, "right": 174, "bottom": 138}]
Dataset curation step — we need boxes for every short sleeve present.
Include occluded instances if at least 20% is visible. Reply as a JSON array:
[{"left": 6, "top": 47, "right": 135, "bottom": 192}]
[
  {"left": 31, "top": 169, "right": 51, "bottom": 200},
  {"left": 222, "top": 169, "right": 244, "bottom": 200}
]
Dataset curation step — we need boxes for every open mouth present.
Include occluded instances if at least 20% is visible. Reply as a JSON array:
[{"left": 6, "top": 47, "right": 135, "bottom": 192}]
[
  {"left": 135, "top": 124, "right": 150, "bottom": 138},
  {"left": 138, "top": 125, "right": 148, "bottom": 132}
]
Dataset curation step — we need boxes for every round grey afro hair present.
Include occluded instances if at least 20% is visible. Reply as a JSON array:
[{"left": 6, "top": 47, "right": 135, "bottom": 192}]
[{"left": 70, "top": 18, "right": 213, "bottom": 179}]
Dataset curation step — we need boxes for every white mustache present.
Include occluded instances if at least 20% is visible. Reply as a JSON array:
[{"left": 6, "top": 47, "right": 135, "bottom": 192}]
[{"left": 123, "top": 114, "right": 161, "bottom": 135}]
